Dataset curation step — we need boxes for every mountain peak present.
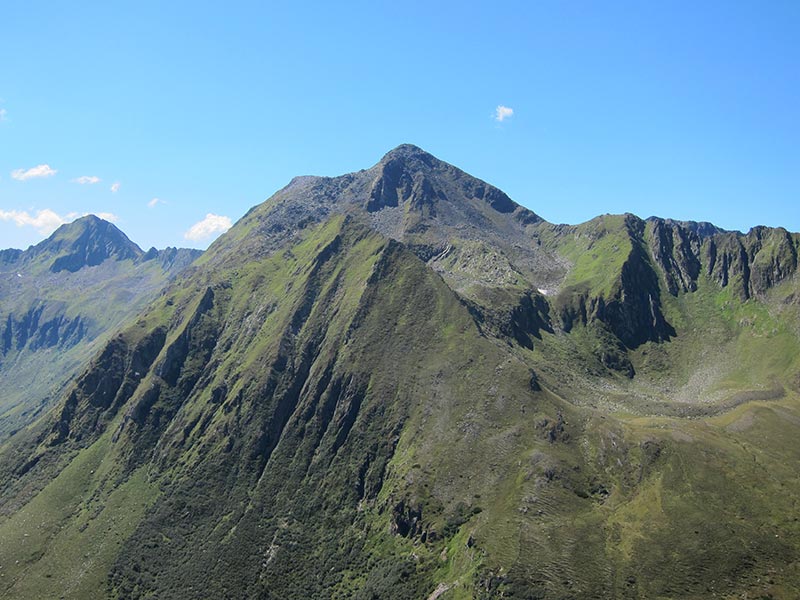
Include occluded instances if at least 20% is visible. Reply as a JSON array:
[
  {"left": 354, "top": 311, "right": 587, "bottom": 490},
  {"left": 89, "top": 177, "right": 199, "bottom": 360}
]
[
  {"left": 225, "top": 144, "right": 543, "bottom": 270},
  {"left": 75, "top": 213, "right": 103, "bottom": 224},
  {"left": 374, "top": 144, "right": 447, "bottom": 177},
  {"left": 365, "top": 144, "right": 540, "bottom": 225},
  {"left": 49, "top": 214, "right": 116, "bottom": 237},
  {"left": 33, "top": 215, "right": 143, "bottom": 272},
  {"left": 379, "top": 143, "right": 435, "bottom": 163}
]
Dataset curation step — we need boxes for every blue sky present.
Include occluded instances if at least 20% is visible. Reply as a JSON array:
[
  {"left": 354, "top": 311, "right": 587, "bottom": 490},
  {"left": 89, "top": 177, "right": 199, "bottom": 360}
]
[{"left": 1, "top": 1, "right": 798, "bottom": 250}]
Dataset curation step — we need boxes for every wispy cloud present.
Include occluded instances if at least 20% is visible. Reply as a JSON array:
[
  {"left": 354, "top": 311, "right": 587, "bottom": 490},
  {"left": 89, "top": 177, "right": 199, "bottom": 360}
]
[
  {"left": 72, "top": 175, "right": 101, "bottom": 185},
  {"left": 94, "top": 212, "right": 119, "bottom": 223},
  {"left": 11, "top": 164, "right": 57, "bottom": 181},
  {"left": 0, "top": 209, "right": 120, "bottom": 236},
  {"left": 0, "top": 209, "right": 67, "bottom": 235},
  {"left": 184, "top": 213, "right": 232, "bottom": 241},
  {"left": 148, "top": 197, "right": 165, "bottom": 208},
  {"left": 0, "top": 108, "right": 7, "bottom": 122},
  {"left": 494, "top": 105, "right": 514, "bottom": 122},
  {"left": 110, "top": 182, "right": 121, "bottom": 193}
]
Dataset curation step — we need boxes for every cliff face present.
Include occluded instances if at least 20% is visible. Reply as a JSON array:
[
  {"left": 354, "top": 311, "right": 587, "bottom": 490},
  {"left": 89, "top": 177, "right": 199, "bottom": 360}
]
[
  {"left": 647, "top": 218, "right": 704, "bottom": 295},
  {"left": 647, "top": 217, "right": 799, "bottom": 300},
  {"left": 551, "top": 215, "right": 798, "bottom": 376},
  {"left": 556, "top": 216, "right": 675, "bottom": 351},
  {"left": 1, "top": 302, "right": 88, "bottom": 358}
]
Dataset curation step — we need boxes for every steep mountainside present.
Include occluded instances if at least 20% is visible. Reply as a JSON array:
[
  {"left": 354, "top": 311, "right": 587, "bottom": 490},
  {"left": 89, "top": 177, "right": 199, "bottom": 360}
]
[
  {"left": 0, "top": 215, "right": 201, "bottom": 440},
  {"left": 0, "top": 148, "right": 799, "bottom": 599}
]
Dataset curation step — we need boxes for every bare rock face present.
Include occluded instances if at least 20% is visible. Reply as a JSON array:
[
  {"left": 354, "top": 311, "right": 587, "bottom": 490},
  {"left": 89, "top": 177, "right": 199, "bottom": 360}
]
[
  {"left": 1, "top": 303, "right": 87, "bottom": 356},
  {"left": 366, "top": 156, "right": 439, "bottom": 217},
  {"left": 645, "top": 217, "right": 799, "bottom": 301},
  {"left": 647, "top": 219, "right": 702, "bottom": 295},
  {"left": 390, "top": 500, "right": 424, "bottom": 538},
  {"left": 703, "top": 233, "right": 751, "bottom": 298},
  {"left": 746, "top": 226, "right": 798, "bottom": 295}
]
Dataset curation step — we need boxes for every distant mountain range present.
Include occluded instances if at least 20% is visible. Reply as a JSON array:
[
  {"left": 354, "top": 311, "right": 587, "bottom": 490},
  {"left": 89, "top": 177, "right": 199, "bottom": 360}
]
[
  {"left": 0, "top": 215, "right": 201, "bottom": 440},
  {"left": 1, "top": 146, "right": 798, "bottom": 599}
]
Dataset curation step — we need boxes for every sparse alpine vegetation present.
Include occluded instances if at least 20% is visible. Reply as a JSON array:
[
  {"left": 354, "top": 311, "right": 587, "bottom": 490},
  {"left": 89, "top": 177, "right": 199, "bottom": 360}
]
[{"left": 1, "top": 146, "right": 799, "bottom": 599}]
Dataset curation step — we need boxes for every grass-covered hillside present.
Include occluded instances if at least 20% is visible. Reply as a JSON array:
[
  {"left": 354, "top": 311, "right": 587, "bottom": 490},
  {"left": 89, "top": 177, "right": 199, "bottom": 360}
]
[{"left": 0, "top": 147, "right": 798, "bottom": 599}]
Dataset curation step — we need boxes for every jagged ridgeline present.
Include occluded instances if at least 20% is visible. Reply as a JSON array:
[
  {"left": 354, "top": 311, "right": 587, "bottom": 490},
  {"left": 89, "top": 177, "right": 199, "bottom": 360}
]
[{"left": 1, "top": 146, "right": 799, "bottom": 599}]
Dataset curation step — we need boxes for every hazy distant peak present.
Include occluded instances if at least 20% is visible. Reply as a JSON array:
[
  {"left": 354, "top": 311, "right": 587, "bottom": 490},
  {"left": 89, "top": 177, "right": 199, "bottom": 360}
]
[{"left": 32, "top": 215, "right": 142, "bottom": 273}]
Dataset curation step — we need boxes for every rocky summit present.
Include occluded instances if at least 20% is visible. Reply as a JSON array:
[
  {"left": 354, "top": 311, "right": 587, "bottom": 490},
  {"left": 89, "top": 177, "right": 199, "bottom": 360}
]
[{"left": 1, "top": 146, "right": 799, "bottom": 599}]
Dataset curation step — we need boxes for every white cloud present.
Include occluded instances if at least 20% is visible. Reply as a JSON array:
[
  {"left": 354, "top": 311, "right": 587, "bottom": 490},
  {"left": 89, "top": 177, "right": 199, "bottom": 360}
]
[
  {"left": 11, "top": 164, "right": 57, "bottom": 181},
  {"left": 184, "top": 213, "right": 232, "bottom": 241},
  {"left": 110, "top": 182, "right": 121, "bottom": 193},
  {"left": 495, "top": 105, "right": 514, "bottom": 122},
  {"left": 95, "top": 212, "right": 119, "bottom": 222},
  {"left": 73, "top": 175, "right": 101, "bottom": 185},
  {"left": 148, "top": 197, "right": 164, "bottom": 208},
  {"left": 0, "top": 108, "right": 7, "bottom": 122},
  {"left": 0, "top": 209, "right": 120, "bottom": 236},
  {"left": 0, "top": 209, "right": 67, "bottom": 235}
]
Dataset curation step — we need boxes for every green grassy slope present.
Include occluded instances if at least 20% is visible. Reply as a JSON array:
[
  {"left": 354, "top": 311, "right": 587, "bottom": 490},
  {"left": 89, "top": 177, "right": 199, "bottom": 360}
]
[
  {"left": 1, "top": 147, "right": 799, "bottom": 599},
  {"left": 0, "top": 211, "right": 798, "bottom": 599}
]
